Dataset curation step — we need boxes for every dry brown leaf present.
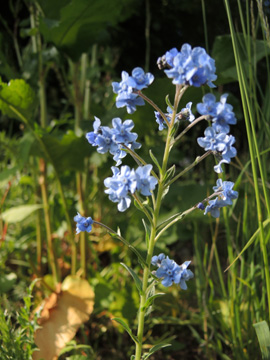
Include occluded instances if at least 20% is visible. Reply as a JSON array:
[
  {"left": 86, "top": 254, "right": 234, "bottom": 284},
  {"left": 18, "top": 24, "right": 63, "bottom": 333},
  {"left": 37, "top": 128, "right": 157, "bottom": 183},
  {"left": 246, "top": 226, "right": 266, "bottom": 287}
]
[{"left": 33, "top": 276, "right": 94, "bottom": 360}]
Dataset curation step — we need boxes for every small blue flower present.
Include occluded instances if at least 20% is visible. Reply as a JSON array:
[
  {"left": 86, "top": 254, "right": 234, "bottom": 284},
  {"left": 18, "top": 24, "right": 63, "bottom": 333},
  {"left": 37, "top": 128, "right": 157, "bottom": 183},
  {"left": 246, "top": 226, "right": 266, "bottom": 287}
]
[
  {"left": 115, "top": 91, "right": 145, "bottom": 114},
  {"left": 197, "top": 202, "right": 205, "bottom": 210},
  {"left": 112, "top": 118, "right": 139, "bottom": 144},
  {"left": 151, "top": 253, "right": 166, "bottom": 266},
  {"left": 180, "top": 102, "right": 195, "bottom": 122},
  {"left": 197, "top": 93, "right": 217, "bottom": 117},
  {"left": 74, "top": 213, "right": 93, "bottom": 234},
  {"left": 177, "top": 261, "right": 194, "bottom": 290},
  {"left": 127, "top": 67, "right": 154, "bottom": 91},
  {"left": 204, "top": 198, "right": 224, "bottom": 218},
  {"left": 135, "top": 164, "right": 158, "bottom": 196},
  {"left": 104, "top": 166, "right": 136, "bottom": 212},
  {"left": 155, "top": 256, "right": 182, "bottom": 287},
  {"left": 152, "top": 255, "right": 194, "bottom": 290},
  {"left": 112, "top": 67, "right": 154, "bottom": 114},
  {"left": 213, "top": 179, "right": 238, "bottom": 205}
]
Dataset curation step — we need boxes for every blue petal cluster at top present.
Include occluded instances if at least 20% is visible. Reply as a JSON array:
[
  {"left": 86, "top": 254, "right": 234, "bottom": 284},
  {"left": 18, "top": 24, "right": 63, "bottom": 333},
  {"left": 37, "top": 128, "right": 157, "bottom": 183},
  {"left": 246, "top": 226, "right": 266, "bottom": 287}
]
[
  {"left": 74, "top": 213, "right": 93, "bottom": 234},
  {"left": 86, "top": 117, "right": 141, "bottom": 166},
  {"left": 151, "top": 253, "right": 194, "bottom": 290},
  {"left": 159, "top": 44, "right": 217, "bottom": 88},
  {"left": 204, "top": 179, "right": 238, "bottom": 218},
  {"left": 112, "top": 67, "right": 154, "bottom": 114},
  {"left": 104, "top": 165, "right": 158, "bottom": 212},
  {"left": 197, "top": 93, "right": 237, "bottom": 173}
]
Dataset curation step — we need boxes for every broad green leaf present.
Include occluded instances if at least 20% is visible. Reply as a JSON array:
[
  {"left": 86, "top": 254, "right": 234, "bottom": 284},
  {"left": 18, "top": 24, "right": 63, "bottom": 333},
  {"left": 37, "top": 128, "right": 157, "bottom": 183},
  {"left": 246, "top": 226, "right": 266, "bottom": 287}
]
[
  {"left": 1, "top": 204, "right": 43, "bottom": 223},
  {"left": 112, "top": 317, "right": 139, "bottom": 344},
  {"left": 30, "top": 131, "right": 92, "bottom": 172},
  {"left": 212, "top": 34, "right": 270, "bottom": 84},
  {"left": 0, "top": 78, "right": 36, "bottom": 120},
  {"left": 143, "top": 343, "right": 171, "bottom": 359},
  {"left": 120, "top": 263, "right": 142, "bottom": 295},
  {"left": 0, "top": 273, "right": 17, "bottom": 294},
  {"left": 253, "top": 321, "right": 270, "bottom": 360},
  {"left": 38, "top": 0, "right": 137, "bottom": 60}
]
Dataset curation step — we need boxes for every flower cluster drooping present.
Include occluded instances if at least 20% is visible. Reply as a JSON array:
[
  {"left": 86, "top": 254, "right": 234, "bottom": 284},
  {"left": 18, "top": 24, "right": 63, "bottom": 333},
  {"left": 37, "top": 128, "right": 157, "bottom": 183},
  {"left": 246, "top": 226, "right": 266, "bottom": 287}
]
[
  {"left": 151, "top": 253, "right": 194, "bottom": 290},
  {"left": 74, "top": 213, "right": 93, "bottom": 234},
  {"left": 158, "top": 44, "right": 217, "bottom": 88},
  {"left": 86, "top": 117, "right": 141, "bottom": 165},
  {"left": 197, "top": 93, "right": 237, "bottom": 173},
  {"left": 112, "top": 67, "right": 154, "bottom": 114},
  {"left": 202, "top": 179, "right": 238, "bottom": 218},
  {"left": 104, "top": 165, "right": 158, "bottom": 212}
]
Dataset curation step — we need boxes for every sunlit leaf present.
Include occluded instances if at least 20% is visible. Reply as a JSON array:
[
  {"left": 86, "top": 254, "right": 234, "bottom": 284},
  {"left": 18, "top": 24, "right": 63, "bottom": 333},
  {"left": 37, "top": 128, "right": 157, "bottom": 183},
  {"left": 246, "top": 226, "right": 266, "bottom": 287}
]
[
  {"left": 1, "top": 204, "right": 43, "bottom": 223},
  {"left": 33, "top": 276, "right": 94, "bottom": 360}
]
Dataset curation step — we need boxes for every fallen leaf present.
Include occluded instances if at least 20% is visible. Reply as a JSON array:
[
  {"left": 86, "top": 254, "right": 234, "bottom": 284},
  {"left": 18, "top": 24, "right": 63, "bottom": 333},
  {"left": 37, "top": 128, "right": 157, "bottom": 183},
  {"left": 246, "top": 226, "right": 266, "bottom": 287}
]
[{"left": 33, "top": 276, "right": 94, "bottom": 360}]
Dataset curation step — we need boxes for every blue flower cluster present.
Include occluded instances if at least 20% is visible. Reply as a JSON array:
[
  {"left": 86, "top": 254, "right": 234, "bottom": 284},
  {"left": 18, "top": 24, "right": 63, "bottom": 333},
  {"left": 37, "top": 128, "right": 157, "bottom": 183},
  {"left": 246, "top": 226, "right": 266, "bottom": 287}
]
[
  {"left": 158, "top": 44, "right": 217, "bottom": 88},
  {"left": 86, "top": 117, "right": 141, "bottom": 166},
  {"left": 112, "top": 67, "right": 154, "bottom": 114},
  {"left": 74, "top": 213, "right": 93, "bottom": 234},
  {"left": 155, "top": 102, "right": 195, "bottom": 131},
  {"left": 197, "top": 93, "right": 237, "bottom": 173},
  {"left": 151, "top": 253, "right": 194, "bottom": 290},
  {"left": 203, "top": 179, "right": 238, "bottom": 218},
  {"left": 104, "top": 164, "right": 158, "bottom": 212}
]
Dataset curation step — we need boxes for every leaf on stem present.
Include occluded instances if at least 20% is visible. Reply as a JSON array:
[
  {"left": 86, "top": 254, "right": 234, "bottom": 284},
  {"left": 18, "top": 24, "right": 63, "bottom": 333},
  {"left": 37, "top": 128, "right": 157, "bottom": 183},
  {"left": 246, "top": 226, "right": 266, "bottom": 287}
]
[
  {"left": 112, "top": 317, "right": 139, "bottom": 344},
  {"left": 120, "top": 263, "right": 142, "bottom": 295},
  {"left": 142, "top": 293, "right": 165, "bottom": 312},
  {"left": 149, "top": 149, "right": 162, "bottom": 175},
  {"left": 143, "top": 343, "right": 171, "bottom": 359}
]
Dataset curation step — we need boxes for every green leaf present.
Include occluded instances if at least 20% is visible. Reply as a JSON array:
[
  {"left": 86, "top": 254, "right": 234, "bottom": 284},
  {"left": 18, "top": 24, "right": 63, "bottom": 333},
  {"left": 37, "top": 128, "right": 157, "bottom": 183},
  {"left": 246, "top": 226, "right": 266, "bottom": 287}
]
[
  {"left": 143, "top": 343, "right": 171, "bottom": 359},
  {"left": 212, "top": 34, "right": 270, "bottom": 84},
  {"left": 149, "top": 149, "right": 162, "bottom": 175},
  {"left": 163, "top": 165, "right": 176, "bottom": 185},
  {"left": 1, "top": 204, "right": 43, "bottom": 223},
  {"left": 0, "top": 273, "right": 17, "bottom": 294},
  {"left": 38, "top": 0, "right": 137, "bottom": 60},
  {"left": 253, "top": 321, "right": 270, "bottom": 360},
  {"left": 0, "top": 78, "right": 36, "bottom": 121},
  {"left": 120, "top": 263, "right": 142, "bottom": 295},
  {"left": 142, "top": 293, "right": 165, "bottom": 312},
  {"left": 112, "top": 317, "right": 139, "bottom": 344}
]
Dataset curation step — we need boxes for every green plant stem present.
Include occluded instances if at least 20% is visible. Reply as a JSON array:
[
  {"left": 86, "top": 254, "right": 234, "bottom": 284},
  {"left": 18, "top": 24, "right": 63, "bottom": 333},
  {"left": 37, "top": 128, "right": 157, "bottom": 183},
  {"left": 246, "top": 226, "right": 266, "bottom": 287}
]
[
  {"left": 39, "top": 159, "right": 59, "bottom": 283},
  {"left": 134, "top": 88, "right": 181, "bottom": 360}
]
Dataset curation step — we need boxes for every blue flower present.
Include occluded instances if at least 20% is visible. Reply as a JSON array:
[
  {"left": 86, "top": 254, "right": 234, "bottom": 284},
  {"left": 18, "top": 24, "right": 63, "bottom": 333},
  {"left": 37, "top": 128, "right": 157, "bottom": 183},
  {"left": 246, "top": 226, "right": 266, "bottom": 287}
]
[
  {"left": 112, "top": 67, "right": 154, "bottom": 113},
  {"left": 74, "top": 213, "right": 93, "bottom": 234},
  {"left": 177, "top": 261, "right": 194, "bottom": 290},
  {"left": 104, "top": 166, "right": 136, "bottom": 212},
  {"left": 127, "top": 67, "right": 154, "bottom": 91},
  {"left": 204, "top": 198, "right": 224, "bottom": 218},
  {"left": 115, "top": 91, "right": 145, "bottom": 114},
  {"left": 164, "top": 44, "right": 217, "bottom": 88},
  {"left": 135, "top": 165, "right": 158, "bottom": 196},
  {"left": 151, "top": 253, "right": 166, "bottom": 266},
  {"left": 213, "top": 179, "right": 238, "bottom": 205},
  {"left": 112, "top": 118, "right": 139, "bottom": 144},
  {"left": 197, "top": 93, "right": 237, "bottom": 134},
  {"left": 152, "top": 255, "right": 194, "bottom": 290},
  {"left": 86, "top": 117, "right": 141, "bottom": 166},
  {"left": 197, "top": 93, "right": 217, "bottom": 117},
  {"left": 180, "top": 102, "right": 195, "bottom": 122},
  {"left": 155, "top": 256, "right": 182, "bottom": 287}
]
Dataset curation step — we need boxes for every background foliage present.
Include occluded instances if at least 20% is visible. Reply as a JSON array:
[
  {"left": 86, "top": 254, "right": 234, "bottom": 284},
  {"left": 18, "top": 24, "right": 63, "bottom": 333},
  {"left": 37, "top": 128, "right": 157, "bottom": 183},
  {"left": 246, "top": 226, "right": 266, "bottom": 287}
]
[{"left": 0, "top": 0, "right": 270, "bottom": 359}]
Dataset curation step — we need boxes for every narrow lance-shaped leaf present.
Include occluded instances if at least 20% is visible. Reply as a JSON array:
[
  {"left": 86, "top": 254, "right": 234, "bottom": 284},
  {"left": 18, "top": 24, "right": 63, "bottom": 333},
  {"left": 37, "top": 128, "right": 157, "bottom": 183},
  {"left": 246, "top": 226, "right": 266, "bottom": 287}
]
[
  {"left": 112, "top": 318, "right": 139, "bottom": 345},
  {"left": 120, "top": 263, "right": 142, "bottom": 295}
]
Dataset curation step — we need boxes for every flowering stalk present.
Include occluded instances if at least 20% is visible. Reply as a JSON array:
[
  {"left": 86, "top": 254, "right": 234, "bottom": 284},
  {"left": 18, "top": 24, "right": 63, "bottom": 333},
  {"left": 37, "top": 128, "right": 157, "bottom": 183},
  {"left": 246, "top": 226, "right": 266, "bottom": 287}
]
[{"left": 74, "top": 43, "right": 239, "bottom": 359}]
